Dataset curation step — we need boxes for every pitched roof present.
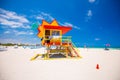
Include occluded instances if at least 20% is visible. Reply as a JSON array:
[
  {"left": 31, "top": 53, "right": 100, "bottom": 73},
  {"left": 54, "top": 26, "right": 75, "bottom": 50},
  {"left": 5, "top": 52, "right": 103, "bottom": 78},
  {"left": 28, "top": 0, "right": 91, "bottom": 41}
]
[{"left": 37, "top": 19, "right": 72, "bottom": 38}]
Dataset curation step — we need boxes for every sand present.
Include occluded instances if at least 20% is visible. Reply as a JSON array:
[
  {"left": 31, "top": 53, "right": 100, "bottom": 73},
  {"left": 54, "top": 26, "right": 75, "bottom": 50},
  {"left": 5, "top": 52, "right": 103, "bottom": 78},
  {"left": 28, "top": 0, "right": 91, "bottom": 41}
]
[{"left": 0, "top": 47, "right": 120, "bottom": 80}]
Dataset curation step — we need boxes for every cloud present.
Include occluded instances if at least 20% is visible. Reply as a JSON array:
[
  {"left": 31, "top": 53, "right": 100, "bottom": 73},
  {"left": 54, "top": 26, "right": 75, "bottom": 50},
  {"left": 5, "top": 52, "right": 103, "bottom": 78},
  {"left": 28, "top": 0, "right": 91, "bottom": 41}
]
[
  {"left": 33, "top": 11, "right": 80, "bottom": 30},
  {"left": 36, "top": 12, "right": 54, "bottom": 21},
  {"left": 85, "top": 9, "right": 93, "bottom": 22},
  {"left": 13, "top": 30, "right": 34, "bottom": 35},
  {"left": 89, "top": 0, "right": 95, "bottom": 3},
  {"left": 87, "top": 10, "right": 92, "bottom": 17},
  {"left": 36, "top": 15, "right": 44, "bottom": 20},
  {"left": 95, "top": 38, "right": 100, "bottom": 41},
  {"left": 0, "top": 38, "right": 22, "bottom": 44},
  {"left": 62, "top": 22, "right": 80, "bottom": 30},
  {"left": 13, "top": 30, "right": 27, "bottom": 35},
  {"left": 0, "top": 8, "right": 30, "bottom": 28},
  {"left": 29, "top": 32, "right": 34, "bottom": 35},
  {"left": 3, "top": 29, "right": 34, "bottom": 36},
  {"left": 4, "top": 31, "right": 10, "bottom": 34}
]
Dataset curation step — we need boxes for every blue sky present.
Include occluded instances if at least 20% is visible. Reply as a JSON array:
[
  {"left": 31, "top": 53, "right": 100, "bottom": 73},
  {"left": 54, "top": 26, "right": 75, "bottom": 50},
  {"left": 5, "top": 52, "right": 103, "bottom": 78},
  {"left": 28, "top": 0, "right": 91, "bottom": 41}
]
[{"left": 0, "top": 0, "right": 120, "bottom": 47}]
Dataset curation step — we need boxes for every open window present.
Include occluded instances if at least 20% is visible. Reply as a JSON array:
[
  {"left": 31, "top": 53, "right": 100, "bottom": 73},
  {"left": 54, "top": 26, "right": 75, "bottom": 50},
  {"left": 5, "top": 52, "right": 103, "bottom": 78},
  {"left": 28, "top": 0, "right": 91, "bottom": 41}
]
[{"left": 52, "top": 31, "right": 60, "bottom": 36}]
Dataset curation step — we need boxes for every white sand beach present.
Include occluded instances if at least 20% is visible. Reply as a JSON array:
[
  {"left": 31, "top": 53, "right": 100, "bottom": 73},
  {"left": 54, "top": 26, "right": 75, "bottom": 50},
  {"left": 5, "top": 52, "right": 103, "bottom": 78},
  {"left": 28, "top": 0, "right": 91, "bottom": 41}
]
[{"left": 0, "top": 47, "right": 120, "bottom": 80}]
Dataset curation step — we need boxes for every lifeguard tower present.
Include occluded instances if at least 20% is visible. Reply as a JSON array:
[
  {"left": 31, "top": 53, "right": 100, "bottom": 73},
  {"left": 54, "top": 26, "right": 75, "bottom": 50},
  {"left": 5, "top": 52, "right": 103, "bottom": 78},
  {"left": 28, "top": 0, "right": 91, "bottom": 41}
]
[{"left": 31, "top": 20, "right": 81, "bottom": 60}]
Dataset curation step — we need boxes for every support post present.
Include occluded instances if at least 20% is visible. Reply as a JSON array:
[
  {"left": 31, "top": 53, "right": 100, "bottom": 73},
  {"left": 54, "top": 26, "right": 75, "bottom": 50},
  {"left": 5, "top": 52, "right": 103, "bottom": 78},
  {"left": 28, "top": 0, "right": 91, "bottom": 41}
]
[
  {"left": 65, "top": 46, "right": 68, "bottom": 58},
  {"left": 46, "top": 45, "right": 50, "bottom": 59}
]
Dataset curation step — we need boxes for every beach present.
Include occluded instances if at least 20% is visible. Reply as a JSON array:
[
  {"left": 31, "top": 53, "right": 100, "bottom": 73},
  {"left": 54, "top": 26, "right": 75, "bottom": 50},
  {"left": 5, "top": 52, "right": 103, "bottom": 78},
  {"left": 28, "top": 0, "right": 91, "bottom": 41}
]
[{"left": 0, "top": 47, "right": 120, "bottom": 80}]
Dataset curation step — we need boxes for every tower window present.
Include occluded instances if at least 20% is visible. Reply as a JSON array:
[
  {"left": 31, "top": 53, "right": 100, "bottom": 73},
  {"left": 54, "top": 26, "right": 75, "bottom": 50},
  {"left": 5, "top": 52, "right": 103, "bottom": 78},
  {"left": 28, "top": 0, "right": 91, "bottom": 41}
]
[
  {"left": 45, "top": 30, "right": 50, "bottom": 35},
  {"left": 52, "top": 31, "right": 60, "bottom": 36}
]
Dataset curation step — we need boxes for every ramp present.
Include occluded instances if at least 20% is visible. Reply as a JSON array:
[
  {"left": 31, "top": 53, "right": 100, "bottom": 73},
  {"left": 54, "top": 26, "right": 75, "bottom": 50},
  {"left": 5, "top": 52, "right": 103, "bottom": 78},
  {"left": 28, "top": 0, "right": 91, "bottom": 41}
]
[{"left": 67, "top": 40, "right": 81, "bottom": 57}]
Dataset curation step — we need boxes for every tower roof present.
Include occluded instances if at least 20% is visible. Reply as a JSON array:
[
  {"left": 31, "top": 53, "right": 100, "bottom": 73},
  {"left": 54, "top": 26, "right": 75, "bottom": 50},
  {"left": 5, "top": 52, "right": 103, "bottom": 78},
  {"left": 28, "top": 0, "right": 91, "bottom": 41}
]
[
  {"left": 44, "top": 25, "right": 72, "bottom": 34},
  {"left": 37, "top": 19, "right": 72, "bottom": 38}
]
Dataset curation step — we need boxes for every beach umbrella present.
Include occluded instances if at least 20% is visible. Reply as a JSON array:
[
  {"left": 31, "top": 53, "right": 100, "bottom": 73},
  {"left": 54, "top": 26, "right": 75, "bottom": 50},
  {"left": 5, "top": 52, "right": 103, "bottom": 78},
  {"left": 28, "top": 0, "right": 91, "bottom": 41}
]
[{"left": 106, "top": 44, "right": 110, "bottom": 47}]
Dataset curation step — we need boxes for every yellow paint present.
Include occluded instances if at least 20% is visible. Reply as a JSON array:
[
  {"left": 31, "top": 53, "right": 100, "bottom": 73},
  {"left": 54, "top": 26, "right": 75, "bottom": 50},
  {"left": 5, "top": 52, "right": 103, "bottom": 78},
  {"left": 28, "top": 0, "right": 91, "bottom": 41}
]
[
  {"left": 50, "top": 19, "right": 59, "bottom": 26},
  {"left": 42, "top": 20, "right": 50, "bottom": 26},
  {"left": 30, "top": 54, "right": 42, "bottom": 61},
  {"left": 31, "top": 56, "right": 82, "bottom": 61},
  {"left": 38, "top": 20, "right": 61, "bottom": 38},
  {"left": 35, "top": 20, "right": 82, "bottom": 60},
  {"left": 38, "top": 20, "right": 49, "bottom": 38}
]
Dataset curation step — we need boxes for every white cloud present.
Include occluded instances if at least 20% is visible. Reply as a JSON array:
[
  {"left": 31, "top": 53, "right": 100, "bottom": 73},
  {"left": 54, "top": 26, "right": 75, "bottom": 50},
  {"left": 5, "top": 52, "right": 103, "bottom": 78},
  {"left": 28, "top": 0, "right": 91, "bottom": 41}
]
[
  {"left": 29, "top": 32, "right": 34, "bottom": 35},
  {"left": 0, "top": 38, "right": 22, "bottom": 44},
  {"left": 3, "top": 29, "right": 34, "bottom": 36},
  {"left": 4, "top": 31, "right": 10, "bottom": 34},
  {"left": 95, "top": 38, "right": 100, "bottom": 41},
  {"left": 89, "top": 0, "right": 95, "bottom": 3},
  {"left": 61, "top": 22, "right": 80, "bottom": 30},
  {"left": 32, "top": 11, "right": 80, "bottom": 30},
  {"left": 0, "top": 18, "right": 23, "bottom": 28},
  {"left": 35, "top": 12, "right": 54, "bottom": 21},
  {"left": 33, "top": 38, "right": 37, "bottom": 40},
  {"left": 13, "top": 30, "right": 27, "bottom": 35},
  {"left": 85, "top": 9, "right": 93, "bottom": 22},
  {"left": 41, "top": 12, "right": 54, "bottom": 20},
  {"left": 36, "top": 15, "right": 44, "bottom": 20},
  {"left": 87, "top": 10, "right": 92, "bottom": 17},
  {"left": 13, "top": 30, "right": 34, "bottom": 35},
  {"left": 0, "top": 8, "right": 30, "bottom": 28}
]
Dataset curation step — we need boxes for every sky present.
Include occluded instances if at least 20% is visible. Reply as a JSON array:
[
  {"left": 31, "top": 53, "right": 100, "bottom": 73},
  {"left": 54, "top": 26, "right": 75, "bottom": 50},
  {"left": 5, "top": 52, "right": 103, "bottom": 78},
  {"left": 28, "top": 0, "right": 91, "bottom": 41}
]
[{"left": 0, "top": 0, "right": 120, "bottom": 47}]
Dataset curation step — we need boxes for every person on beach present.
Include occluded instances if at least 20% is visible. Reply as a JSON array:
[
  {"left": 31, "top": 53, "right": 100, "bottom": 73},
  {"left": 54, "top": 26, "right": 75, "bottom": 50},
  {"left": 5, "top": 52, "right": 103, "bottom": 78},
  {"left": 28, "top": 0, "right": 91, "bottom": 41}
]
[{"left": 105, "top": 43, "right": 110, "bottom": 50}]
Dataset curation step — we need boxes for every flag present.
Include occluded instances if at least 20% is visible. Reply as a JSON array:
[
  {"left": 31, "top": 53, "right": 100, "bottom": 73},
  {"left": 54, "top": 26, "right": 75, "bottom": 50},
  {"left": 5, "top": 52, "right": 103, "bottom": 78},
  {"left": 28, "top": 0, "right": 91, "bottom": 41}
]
[{"left": 31, "top": 22, "right": 39, "bottom": 30}]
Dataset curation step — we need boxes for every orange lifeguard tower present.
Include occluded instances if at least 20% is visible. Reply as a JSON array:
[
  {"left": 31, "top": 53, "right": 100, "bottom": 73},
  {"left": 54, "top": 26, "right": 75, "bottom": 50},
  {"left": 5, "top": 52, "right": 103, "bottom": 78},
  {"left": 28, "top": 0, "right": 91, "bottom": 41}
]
[{"left": 31, "top": 20, "right": 81, "bottom": 60}]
